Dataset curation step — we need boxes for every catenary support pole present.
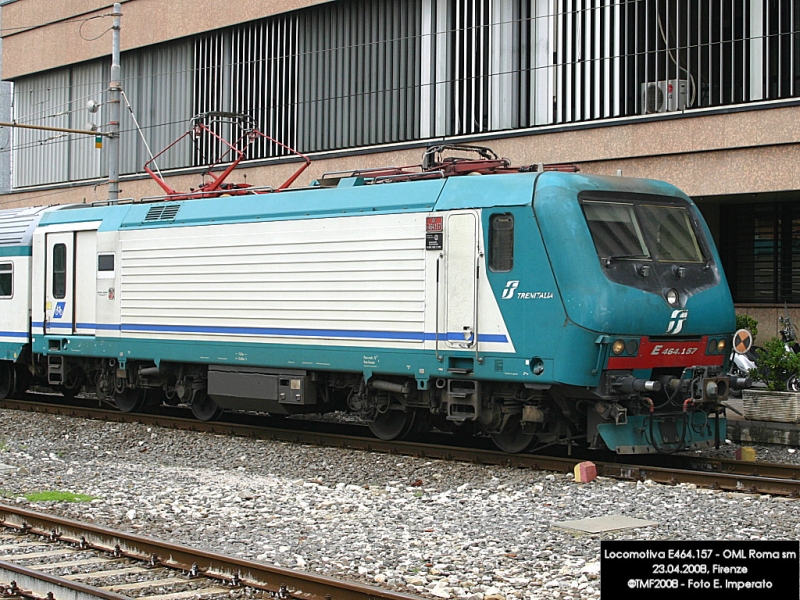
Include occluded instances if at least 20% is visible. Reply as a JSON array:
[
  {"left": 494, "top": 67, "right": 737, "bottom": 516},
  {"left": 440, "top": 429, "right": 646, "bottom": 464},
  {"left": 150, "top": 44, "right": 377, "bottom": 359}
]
[{"left": 108, "top": 3, "right": 122, "bottom": 202}]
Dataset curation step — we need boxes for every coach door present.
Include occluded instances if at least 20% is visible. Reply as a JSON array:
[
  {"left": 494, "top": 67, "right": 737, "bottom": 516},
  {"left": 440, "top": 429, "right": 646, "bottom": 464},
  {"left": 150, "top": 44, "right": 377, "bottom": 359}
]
[
  {"left": 444, "top": 212, "right": 478, "bottom": 349},
  {"left": 45, "top": 230, "right": 97, "bottom": 336}
]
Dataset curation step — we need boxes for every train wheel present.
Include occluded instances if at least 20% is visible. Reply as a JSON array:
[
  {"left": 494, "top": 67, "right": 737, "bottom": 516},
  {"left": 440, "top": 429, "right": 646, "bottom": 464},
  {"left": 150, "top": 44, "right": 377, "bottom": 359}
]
[
  {"left": 368, "top": 407, "right": 416, "bottom": 440},
  {"left": 190, "top": 390, "right": 224, "bottom": 421},
  {"left": 489, "top": 415, "right": 535, "bottom": 453},
  {"left": 59, "top": 371, "right": 83, "bottom": 401},
  {"left": 0, "top": 362, "right": 15, "bottom": 400},
  {"left": 114, "top": 388, "right": 144, "bottom": 413},
  {"left": 14, "top": 364, "right": 31, "bottom": 397}
]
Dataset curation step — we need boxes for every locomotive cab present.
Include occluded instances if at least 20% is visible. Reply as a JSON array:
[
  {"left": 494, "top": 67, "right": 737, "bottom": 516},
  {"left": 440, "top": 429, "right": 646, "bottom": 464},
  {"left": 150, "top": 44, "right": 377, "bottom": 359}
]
[{"left": 529, "top": 174, "right": 739, "bottom": 453}]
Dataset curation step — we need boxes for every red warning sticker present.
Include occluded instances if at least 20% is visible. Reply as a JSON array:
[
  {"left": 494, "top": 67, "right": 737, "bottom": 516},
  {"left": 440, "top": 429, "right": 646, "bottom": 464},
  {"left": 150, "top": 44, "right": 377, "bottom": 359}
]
[{"left": 426, "top": 216, "right": 443, "bottom": 232}]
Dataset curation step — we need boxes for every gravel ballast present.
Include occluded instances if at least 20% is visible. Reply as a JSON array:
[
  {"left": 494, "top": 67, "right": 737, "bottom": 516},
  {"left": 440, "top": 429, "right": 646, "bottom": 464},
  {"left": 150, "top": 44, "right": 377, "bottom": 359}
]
[{"left": 1, "top": 410, "right": 800, "bottom": 600}]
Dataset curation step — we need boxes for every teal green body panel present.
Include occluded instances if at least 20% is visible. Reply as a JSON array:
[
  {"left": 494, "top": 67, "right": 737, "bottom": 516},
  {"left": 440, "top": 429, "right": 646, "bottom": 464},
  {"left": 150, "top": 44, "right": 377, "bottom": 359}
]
[
  {"left": 39, "top": 176, "right": 538, "bottom": 233},
  {"left": 0, "top": 341, "right": 26, "bottom": 361},
  {"left": 38, "top": 179, "right": 449, "bottom": 232},
  {"left": 481, "top": 204, "right": 570, "bottom": 386},
  {"left": 533, "top": 172, "right": 735, "bottom": 338},
  {"left": 526, "top": 172, "right": 735, "bottom": 387},
  {"left": 0, "top": 247, "right": 32, "bottom": 257},
  {"left": 38, "top": 204, "right": 131, "bottom": 231},
  {"left": 597, "top": 414, "right": 727, "bottom": 453},
  {"left": 32, "top": 334, "right": 532, "bottom": 385},
  {"left": 433, "top": 173, "right": 540, "bottom": 210}
]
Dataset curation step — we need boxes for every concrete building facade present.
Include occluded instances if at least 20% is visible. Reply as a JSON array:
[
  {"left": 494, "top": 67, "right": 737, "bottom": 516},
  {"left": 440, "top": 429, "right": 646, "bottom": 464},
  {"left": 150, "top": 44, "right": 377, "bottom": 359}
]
[{"left": 1, "top": 0, "right": 799, "bottom": 333}]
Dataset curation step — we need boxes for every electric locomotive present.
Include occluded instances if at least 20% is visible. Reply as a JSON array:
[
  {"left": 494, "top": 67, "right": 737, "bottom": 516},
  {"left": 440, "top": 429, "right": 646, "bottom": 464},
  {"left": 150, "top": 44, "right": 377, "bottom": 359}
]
[{"left": 0, "top": 142, "right": 743, "bottom": 454}]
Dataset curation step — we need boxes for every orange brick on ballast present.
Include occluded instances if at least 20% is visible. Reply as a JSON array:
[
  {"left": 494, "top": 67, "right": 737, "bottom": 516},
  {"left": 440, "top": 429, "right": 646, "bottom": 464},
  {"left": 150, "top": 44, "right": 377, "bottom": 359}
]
[{"left": 574, "top": 461, "right": 597, "bottom": 483}]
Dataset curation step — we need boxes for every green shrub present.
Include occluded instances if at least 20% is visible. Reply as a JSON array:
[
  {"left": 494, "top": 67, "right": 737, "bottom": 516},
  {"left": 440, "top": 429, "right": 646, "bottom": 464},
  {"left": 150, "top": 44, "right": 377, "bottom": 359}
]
[
  {"left": 750, "top": 338, "right": 800, "bottom": 391},
  {"left": 736, "top": 314, "right": 758, "bottom": 340}
]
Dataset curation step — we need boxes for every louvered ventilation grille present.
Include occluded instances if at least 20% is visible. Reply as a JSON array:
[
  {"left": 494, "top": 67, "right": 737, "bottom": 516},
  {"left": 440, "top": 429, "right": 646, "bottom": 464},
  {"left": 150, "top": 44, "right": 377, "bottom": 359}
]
[{"left": 144, "top": 204, "right": 180, "bottom": 222}]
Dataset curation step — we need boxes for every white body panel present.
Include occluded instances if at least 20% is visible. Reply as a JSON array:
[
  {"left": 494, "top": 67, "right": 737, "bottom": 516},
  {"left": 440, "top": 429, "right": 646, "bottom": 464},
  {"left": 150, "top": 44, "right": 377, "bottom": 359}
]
[
  {"left": 95, "top": 231, "right": 121, "bottom": 338},
  {"left": 0, "top": 256, "right": 32, "bottom": 350},
  {"left": 445, "top": 212, "right": 477, "bottom": 348},
  {"left": 32, "top": 210, "right": 515, "bottom": 357},
  {"left": 44, "top": 231, "right": 75, "bottom": 335},
  {"left": 32, "top": 221, "right": 101, "bottom": 337},
  {"left": 74, "top": 230, "right": 98, "bottom": 335}
]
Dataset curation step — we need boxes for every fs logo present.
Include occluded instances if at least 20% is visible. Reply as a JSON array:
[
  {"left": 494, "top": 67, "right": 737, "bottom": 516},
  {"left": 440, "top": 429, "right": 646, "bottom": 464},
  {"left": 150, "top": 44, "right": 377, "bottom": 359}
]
[
  {"left": 502, "top": 280, "right": 519, "bottom": 300},
  {"left": 666, "top": 309, "right": 688, "bottom": 335}
]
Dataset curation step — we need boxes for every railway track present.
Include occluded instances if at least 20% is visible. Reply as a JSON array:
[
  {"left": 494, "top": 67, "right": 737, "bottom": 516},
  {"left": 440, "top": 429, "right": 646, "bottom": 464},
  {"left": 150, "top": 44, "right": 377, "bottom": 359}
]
[
  {"left": 2, "top": 397, "right": 799, "bottom": 497},
  {"left": 0, "top": 504, "right": 424, "bottom": 600}
]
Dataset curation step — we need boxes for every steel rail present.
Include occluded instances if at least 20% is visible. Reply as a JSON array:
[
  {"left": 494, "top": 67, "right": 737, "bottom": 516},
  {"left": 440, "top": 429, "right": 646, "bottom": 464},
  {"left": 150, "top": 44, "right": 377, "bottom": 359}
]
[
  {"left": 2, "top": 398, "right": 800, "bottom": 497},
  {"left": 0, "top": 505, "right": 424, "bottom": 600},
  {"left": 661, "top": 454, "right": 800, "bottom": 481},
  {"left": 0, "top": 560, "right": 129, "bottom": 600}
]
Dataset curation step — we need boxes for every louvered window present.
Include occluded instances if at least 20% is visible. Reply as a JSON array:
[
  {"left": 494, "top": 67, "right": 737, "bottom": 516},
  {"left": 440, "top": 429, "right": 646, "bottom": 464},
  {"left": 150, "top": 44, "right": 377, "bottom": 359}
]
[
  {"left": 9, "top": 1, "right": 800, "bottom": 187},
  {"left": 721, "top": 201, "right": 800, "bottom": 304}
]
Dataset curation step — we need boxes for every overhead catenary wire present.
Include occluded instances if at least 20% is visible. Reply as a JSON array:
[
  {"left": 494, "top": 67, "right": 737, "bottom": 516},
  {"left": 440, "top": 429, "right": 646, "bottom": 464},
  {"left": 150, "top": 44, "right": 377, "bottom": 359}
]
[{"left": 121, "top": 89, "right": 160, "bottom": 178}]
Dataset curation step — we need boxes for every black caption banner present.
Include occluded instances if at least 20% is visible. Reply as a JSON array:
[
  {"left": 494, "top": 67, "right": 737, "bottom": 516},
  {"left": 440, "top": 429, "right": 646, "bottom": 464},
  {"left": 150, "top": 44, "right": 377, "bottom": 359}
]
[{"left": 601, "top": 540, "right": 799, "bottom": 599}]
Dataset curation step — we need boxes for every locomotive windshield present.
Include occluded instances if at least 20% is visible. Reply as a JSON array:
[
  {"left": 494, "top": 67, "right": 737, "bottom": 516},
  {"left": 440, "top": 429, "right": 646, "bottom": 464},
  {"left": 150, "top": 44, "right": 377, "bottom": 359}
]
[{"left": 582, "top": 200, "right": 704, "bottom": 263}]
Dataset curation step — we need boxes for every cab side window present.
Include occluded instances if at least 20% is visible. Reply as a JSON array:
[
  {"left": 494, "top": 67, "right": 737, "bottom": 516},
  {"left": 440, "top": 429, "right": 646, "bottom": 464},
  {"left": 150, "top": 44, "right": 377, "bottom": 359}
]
[
  {"left": 53, "top": 243, "right": 67, "bottom": 299},
  {"left": 0, "top": 263, "right": 11, "bottom": 297},
  {"left": 489, "top": 214, "right": 514, "bottom": 272}
]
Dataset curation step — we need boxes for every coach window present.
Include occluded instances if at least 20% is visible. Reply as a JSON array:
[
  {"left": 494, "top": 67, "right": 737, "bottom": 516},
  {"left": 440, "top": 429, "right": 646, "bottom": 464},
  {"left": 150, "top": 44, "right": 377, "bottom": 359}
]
[
  {"left": 0, "top": 263, "right": 11, "bottom": 298},
  {"left": 489, "top": 214, "right": 514, "bottom": 272},
  {"left": 97, "top": 253, "right": 115, "bottom": 279},
  {"left": 53, "top": 243, "right": 67, "bottom": 299}
]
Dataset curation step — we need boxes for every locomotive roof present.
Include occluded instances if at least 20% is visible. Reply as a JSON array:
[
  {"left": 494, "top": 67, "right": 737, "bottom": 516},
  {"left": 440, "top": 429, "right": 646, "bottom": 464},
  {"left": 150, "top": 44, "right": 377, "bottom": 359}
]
[
  {"left": 35, "top": 171, "right": 687, "bottom": 232},
  {"left": 0, "top": 205, "right": 73, "bottom": 252}
]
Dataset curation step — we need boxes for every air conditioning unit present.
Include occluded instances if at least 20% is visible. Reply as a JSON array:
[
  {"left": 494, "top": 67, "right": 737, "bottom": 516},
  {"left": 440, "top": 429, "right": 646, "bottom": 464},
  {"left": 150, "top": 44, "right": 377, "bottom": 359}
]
[{"left": 640, "top": 79, "right": 688, "bottom": 114}]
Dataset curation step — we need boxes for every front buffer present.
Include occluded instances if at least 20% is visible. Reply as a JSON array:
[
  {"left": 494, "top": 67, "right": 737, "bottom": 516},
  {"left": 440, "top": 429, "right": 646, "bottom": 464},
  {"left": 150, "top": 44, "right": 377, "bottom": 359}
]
[{"left": 592, "top": 334, "right": 732, "bottom": 454}]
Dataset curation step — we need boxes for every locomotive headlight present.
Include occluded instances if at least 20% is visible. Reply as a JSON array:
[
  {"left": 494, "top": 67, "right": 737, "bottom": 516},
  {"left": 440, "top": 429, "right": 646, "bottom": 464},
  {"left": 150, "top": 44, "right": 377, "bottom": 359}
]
[
  {"left": 666, "top": 288, "right": 680, "bottom": 307},
  {"left": 611, "top": 340, "right": 626, "bottom": 355},
  {"left": 717, "top": 339, "right": 727, "bottom": 353}
]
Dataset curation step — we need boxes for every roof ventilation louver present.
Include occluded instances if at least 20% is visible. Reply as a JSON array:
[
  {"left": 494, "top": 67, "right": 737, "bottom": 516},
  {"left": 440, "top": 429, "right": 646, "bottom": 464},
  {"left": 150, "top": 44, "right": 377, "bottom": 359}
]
[{"left": 144, "top": 204, "right": 181, "bottom": 222}]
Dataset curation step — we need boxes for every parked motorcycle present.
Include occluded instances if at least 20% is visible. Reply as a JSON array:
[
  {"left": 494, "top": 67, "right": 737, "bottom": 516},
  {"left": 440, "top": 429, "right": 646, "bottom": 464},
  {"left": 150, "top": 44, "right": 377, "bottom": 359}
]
[
  {"left": 730, "top": 308, "right": 800, "bottom": 393},
  {"left": 779, "top": 311, "right": 800, "bottom": 391}
]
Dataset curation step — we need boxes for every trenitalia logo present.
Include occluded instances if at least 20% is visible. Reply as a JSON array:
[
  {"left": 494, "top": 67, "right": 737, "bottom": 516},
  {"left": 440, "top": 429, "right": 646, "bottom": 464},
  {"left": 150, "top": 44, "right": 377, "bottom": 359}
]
[
  {"left": 501, "top": 280, "right": 554, "bottom": 300},
  {"left": 666, "top": 309, "right": 689, "bottom": 334},
  {"left": 502, "top": 281, "right": 519, "bottom": 299}
]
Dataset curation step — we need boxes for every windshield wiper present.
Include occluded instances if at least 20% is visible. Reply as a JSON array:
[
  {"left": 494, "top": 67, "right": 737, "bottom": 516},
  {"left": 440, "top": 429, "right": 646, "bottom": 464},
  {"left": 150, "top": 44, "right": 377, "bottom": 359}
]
[{"left": 602, "top": 254, "right": 649, "bottom": 267}]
